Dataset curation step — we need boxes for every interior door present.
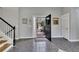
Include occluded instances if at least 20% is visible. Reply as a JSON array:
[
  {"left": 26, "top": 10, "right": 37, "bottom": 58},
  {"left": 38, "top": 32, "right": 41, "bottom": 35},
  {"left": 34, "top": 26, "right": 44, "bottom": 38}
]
[
  {"left": 44, "top": 14, "right": 51, "bottom": 41},
  {"left": 61, "top": 13, "right": 69, "bottom": 39}
]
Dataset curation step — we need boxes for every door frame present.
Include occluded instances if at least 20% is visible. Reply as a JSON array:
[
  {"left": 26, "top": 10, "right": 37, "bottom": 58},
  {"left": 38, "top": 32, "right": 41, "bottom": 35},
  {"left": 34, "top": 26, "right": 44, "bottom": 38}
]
[
  {"left": 32, "top": 16, "right": 45, "bottom": 38},
  {"left": 33, "top": 14, "right": 51, "bottom": 40},
  {"left": 61, "top": 13, "right": 70, "bottom": 40}
]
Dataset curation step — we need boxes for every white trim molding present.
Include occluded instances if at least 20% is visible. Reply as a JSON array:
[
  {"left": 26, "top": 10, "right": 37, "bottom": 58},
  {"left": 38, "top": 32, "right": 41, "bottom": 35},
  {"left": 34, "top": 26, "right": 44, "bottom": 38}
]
[
  {"left": 19, "top": 37, "right": 34, "bottom": 39},
  {"left": 51, "top": 36, "right": 63, "bottom": 38},
  {"left": 69, "top": 39, "right": 79, "bottom": 42}
]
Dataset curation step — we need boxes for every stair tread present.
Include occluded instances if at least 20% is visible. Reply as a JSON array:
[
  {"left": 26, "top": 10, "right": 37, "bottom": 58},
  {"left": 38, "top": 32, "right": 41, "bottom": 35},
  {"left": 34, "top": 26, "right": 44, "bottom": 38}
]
[
  {"left": 0, "top": 43, "right": 10, "bottom": 52},
  {"left": 0, "top": 40, "right": 7, "bottom": 45}
]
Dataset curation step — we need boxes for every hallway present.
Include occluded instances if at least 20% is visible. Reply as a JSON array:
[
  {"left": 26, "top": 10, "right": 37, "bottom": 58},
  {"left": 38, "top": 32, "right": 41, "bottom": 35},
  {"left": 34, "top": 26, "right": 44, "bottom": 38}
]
[{"left": 0, "top": 7, "right": 79, "bottom": 52}]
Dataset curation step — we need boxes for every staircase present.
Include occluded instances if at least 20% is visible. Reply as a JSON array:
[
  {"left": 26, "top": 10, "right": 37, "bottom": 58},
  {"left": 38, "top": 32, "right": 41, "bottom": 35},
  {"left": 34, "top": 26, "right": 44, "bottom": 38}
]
[
  {"left": 0, "top": 17, "right": 15, "bottom": 52},
  {"left": 0, "top": 40, "right": 10, "bottom": 52}
]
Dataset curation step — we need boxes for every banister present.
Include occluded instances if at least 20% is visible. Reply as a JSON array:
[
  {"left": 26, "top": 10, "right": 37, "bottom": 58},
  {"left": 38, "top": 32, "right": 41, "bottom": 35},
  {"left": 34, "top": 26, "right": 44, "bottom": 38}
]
[
  {"left": 0, "top": 17, "right": 14, "bottom": 29},
  {"left": 5, "top": 28, "right": 13, "bottom": 35},
  {"left": 0, "top": 17, "right": 16, "bottom": 46}
]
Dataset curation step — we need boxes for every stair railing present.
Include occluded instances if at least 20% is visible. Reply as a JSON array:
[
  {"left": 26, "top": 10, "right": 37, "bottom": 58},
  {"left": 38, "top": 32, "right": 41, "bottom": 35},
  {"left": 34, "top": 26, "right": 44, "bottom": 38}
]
[{"left": 0, "top": 17, "right": 16, "bottom": 47}]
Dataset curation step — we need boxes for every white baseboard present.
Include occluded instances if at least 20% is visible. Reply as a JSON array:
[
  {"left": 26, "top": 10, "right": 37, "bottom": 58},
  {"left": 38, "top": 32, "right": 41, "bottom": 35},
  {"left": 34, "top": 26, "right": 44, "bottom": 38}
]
[
  {"left": 69, "top": 39, "right": 79, "bottom": 42},
  {"left": 51, "top": 36, "right": 63, "bottom": 38},
  {"left": 19, "top": 37, "right": 34, "bottom": 39},
  {"left": 16, "top": 38, "right": 20, "bottom": 40}
]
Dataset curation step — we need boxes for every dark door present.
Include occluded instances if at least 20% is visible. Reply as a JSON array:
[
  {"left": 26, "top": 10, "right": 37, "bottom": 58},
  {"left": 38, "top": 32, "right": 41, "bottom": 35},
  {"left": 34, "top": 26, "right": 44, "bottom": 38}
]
[{"left": 44, "top": 14, "right": 51, "bottom": 41}]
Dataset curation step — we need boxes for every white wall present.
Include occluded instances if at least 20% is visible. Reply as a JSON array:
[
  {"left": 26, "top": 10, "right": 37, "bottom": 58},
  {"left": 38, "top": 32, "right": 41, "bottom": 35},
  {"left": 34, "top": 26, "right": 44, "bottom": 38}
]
[
  {"left": 51, "top": 7, "right": 62, "bottom": 38},
  {"left": 0, "top": 7, "right": 63, "bottom": 39},
  {"left": 75, "top": 8, "right": 79, "bottom": 40},
  {"left": 19, "top": 7, "right": 53, "bottom": 38},
  {"left": 0, "top": 7, "right": 19, "bottom": 39},
  {"left": 61, "top": 7, "right": 79, "bottom": 41},
  {"left": 70, "top": 8, "right": 79, "bottom": 41},
  {"left": 0, "top": 7, "right": 2, "bottom": 17}
]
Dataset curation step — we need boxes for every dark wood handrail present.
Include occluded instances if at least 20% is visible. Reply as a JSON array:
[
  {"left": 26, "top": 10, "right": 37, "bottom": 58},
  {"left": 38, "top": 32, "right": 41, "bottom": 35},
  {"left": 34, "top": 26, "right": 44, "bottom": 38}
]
[{"left": 0, "top": 17, "right": 14, "bottom": 29}]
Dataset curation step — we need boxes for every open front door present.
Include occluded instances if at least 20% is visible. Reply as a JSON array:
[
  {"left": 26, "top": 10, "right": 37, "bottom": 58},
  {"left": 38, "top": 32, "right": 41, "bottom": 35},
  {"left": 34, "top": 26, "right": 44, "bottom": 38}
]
[{"left": 44, "top": 14, "right": 51, "bottom": 41}]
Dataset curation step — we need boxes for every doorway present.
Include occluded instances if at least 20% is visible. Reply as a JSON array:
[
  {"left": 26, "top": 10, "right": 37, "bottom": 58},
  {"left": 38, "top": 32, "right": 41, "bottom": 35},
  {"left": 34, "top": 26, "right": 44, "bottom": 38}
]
[
  {"left": 61, "top": 13, "right": 69, "bottom": 40},
  {"left": 36, "top": 17, "right": 46, "bottom": 38},
  {"left": 35, "top": 14, "right": 51, "bottom": 41}
]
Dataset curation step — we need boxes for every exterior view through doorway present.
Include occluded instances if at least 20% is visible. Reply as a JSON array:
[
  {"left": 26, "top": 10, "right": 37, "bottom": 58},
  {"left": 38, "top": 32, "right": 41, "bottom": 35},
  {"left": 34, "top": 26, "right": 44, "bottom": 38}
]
[{"left": 35, "top": 14, "right": 51, "bottom": 41}]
